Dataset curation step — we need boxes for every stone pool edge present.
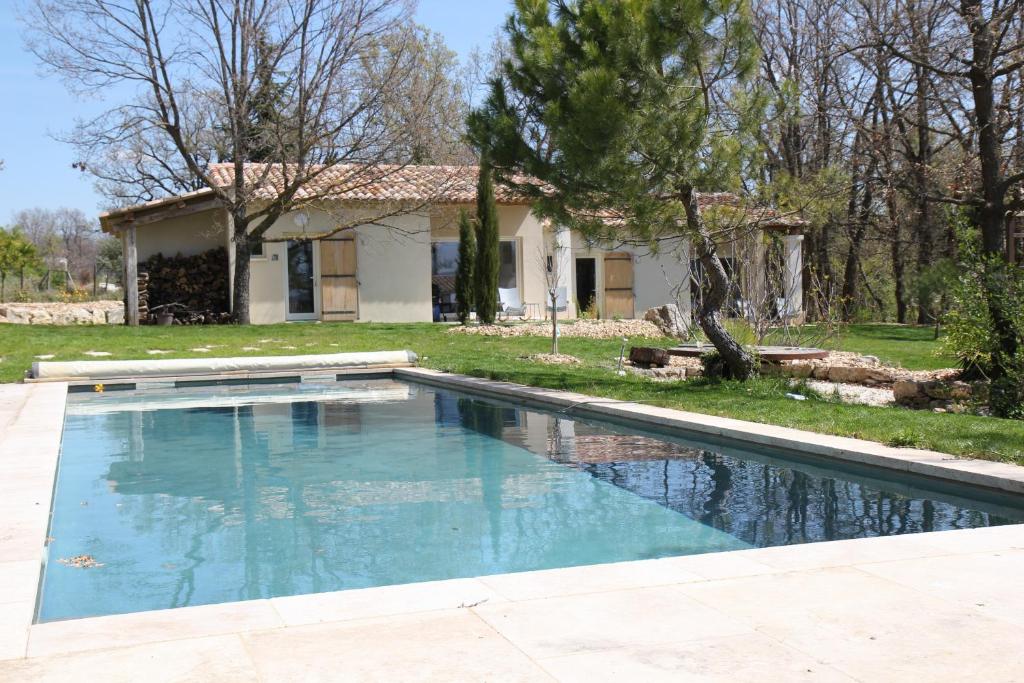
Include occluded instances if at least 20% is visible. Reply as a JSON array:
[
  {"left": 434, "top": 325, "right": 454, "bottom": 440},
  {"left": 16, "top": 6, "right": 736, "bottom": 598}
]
[{"left": 397, "top": 367, "right": 1024, "bottom": 496}]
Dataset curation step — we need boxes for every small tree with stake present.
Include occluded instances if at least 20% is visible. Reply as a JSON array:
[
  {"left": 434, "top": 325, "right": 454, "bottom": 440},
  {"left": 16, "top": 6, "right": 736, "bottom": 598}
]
[
  {"left": 474, "top": 160, "right": 500, "bottom": 324},
  {"left": 469, "top": 0, "right": 763, "bottom": 379},
  {"left": 455, "top": 209, "right": 476, "bottom": 324},
  {"left": 538, "top": 234, "right": 569, "bottom": 354}
]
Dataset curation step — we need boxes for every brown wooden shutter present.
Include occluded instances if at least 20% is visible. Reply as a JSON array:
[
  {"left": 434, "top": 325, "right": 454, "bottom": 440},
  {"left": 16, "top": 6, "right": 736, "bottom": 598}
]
[
  {"left": 603, "top": 252, "right": 634, "bottom": 319},
  {"left": 319, "top": 237, "right": 358, "bottom": 321}
]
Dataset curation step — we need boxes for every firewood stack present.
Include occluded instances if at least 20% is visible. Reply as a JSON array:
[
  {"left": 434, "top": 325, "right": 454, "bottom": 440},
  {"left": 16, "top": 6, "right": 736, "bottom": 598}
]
[
  {"left": 137, "top": 272, "right": 150, "bottom": 320},
  {"left": 139, "top": 247, "right": 233, "bottom": 324}
]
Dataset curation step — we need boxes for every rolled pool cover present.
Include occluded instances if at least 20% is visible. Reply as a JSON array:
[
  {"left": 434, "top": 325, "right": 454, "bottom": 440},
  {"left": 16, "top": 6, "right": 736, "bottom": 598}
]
[{"left": 31, "top": 350, "right": 418, "bottom": 381}]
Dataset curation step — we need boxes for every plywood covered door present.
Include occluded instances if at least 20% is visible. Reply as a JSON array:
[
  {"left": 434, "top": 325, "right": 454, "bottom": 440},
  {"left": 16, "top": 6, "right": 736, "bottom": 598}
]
[
  {"left": 319, "top": 237, "right": 358, "bottom": 321},
  {"left": 603, "top": 252, "right": 634, "bottom": 319}
]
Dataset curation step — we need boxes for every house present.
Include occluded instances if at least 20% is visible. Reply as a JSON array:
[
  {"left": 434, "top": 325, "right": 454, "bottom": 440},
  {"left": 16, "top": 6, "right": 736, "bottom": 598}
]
[{"left": 99, "top": 164, "right": 804, "bottom": 325}]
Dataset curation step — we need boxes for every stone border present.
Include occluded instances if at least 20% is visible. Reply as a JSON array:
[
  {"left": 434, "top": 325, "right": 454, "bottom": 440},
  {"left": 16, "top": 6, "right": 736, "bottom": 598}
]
[
  {"left": 3, "top": 371, "right": 1024, "bottom": 667},
  {"left": 396, "top": 367, "right": 1024, "bottom": 495}
]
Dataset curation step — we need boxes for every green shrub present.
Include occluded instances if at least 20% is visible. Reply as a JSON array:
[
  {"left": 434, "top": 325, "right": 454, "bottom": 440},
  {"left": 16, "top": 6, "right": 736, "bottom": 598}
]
[{"left": 942, "top": 218, "right": 1024, "bottom": 419}]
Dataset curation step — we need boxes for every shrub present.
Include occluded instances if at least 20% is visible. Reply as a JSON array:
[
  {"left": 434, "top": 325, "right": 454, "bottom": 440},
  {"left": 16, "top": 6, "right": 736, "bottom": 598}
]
[{"left": 942, "top": 219, "right": 1024, "bottom": 418}]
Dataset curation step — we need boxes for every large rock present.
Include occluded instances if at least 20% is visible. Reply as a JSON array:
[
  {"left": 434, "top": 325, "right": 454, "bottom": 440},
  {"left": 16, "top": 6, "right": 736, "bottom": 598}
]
[
  {"left": 643, "top": 304, "right": 688, "bottom": 338},
  {"left": 893, "top": 380, "right": 924, "bottom": 402}
]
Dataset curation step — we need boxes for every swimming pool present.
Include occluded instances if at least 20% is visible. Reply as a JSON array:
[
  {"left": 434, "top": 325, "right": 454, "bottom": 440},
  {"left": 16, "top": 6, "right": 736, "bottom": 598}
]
[{"left": 38, "top": 378, "right": 1024, "bottom": 622}]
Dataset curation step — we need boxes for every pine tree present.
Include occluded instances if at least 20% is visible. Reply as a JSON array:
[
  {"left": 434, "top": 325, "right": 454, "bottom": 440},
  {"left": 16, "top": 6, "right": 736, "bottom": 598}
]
[
  {"left": 474, "top": 161, "right": 500, "bottom": 324},
  {"left": 455, "top": 208, "right": 476, "bottom": 324},
  {"left": 469, "top": 0, "right": 761, "bottom": 379}
]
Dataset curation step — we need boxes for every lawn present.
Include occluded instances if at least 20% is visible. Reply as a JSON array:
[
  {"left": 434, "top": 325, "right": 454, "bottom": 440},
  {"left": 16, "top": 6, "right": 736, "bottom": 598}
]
[{"left": 1, "top": 321, "right": 1019, "bottom": 464}]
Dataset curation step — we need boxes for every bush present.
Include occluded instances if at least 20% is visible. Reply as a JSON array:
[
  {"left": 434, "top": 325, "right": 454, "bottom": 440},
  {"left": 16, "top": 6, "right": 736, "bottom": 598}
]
[{"left": 942, "top": 219, "right": 1024, "bottom": 418}]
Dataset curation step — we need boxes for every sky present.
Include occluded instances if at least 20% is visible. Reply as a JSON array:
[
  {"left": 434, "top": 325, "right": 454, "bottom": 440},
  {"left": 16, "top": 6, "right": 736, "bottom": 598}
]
[{"left": 0, "top": 1, "right": 511, "bottom": 224}]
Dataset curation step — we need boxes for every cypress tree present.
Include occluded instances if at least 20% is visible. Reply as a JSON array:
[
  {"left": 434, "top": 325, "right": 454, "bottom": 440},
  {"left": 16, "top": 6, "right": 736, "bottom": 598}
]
[
  {"left": 474, "top": 161, "right": 500, "bottom": 324},
  {"left": 455, "top": 208, "right": 475, "bottom": 324}
]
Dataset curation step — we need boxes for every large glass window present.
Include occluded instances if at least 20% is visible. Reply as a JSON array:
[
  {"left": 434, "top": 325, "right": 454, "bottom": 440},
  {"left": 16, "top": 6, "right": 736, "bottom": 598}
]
[
  {"left": 499, "top": 240, "right": 517, "bottom": 289},
  {"left": 431, "top": 240, "right": 518, "bottom": 320}
]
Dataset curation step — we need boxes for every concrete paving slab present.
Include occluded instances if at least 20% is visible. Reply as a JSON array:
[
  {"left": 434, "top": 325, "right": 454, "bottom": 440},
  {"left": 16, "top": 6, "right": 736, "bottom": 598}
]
[
  {"left": 537, "top": 632, "right": 856, "bottom": 682},
  {"left": 0, "top": 634, "right": 258, "bottom": 682},
  {"left": 472, "top": 583, "right": 751, "bottom": 659},
  {"left": 242, "top": 611, "right": 553, "bottom": 682}
]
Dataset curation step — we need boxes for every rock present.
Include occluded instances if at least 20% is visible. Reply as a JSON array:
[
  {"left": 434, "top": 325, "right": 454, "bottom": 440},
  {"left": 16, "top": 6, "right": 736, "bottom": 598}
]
[
  {"left": 893, "top": 380, "right": 924, "bottom": 402},
  {"left": 643, "top": 304, "right": 688, "bottom": 338},
  {"left": 629, "top": 346, "right": 671, "bottom": 368},
  {"left": 812, "top": 366, "right": 831, "bottom": 380},
  {"left": 106, "top": 308, "right": 125, "bottom": 325},
  {"left": 828, "top": 366, "right": 871, "bottom": 383},
  {"left": 787, "top": 363, "right": 814, "bottom": 378}
]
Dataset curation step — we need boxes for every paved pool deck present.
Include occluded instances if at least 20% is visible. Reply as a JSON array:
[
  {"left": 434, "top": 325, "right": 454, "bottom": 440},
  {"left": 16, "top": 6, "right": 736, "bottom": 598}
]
[{"left": 2, "top": 378, "right": 1024, "bottom": 681}]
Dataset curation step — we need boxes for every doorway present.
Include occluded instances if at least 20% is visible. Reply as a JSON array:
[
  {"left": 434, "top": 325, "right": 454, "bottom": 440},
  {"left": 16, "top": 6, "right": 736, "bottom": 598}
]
[
  {"left": 286, "top": 240, "right": 318, "bottom": 320},
  {"left": 575, "top": 258, "right": 596, "bottom": 316}
]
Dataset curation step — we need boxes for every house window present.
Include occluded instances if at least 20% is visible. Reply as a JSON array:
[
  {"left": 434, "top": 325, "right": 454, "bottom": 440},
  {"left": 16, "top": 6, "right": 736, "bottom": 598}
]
[
  {"left": 430, "top": 239, "right": 519, "bottom": 320},
  {"left": 249, "top": 239, "right": 265, "bottom": 259},
  {"left": 499, "top": 240, "right": 517, "bottom": 289}
]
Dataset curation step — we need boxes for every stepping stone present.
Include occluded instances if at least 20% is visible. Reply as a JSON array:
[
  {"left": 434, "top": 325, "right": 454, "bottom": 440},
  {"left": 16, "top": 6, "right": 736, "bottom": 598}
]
[
  {"left": 34, "top": 354, "right": 55, "bottom": 360},
  {"left": 146, "top": 350, "right": 170, "bottom": 355},
  {"left": 241, "top": 346, "right": 260, "bottom": 351},
  {"left": 83, "top": 351, "right": 112, "bottom": 357},
  {"left": 281, "top": 345, "right": 297, "bottom": 350},
  {"left": 190, "top": 348, "right": 211, "bottom": 353}
]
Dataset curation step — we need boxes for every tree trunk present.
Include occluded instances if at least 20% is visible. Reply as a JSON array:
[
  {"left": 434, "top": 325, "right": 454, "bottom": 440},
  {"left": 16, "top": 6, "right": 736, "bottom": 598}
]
[
  {"left": 963, "top": 0, "right": 1018, "bottom": 372},
  {"left": 550, "top": 290, "right": 558, "bottom": 355},
  {"left": 232, "top": 209, "right": 253, "bottom": 325},
  {"left": 890, "top": 213, "right": 908, "bottom": 324},
  {"left": 681, "top": 188, "right": 756, "bottom": 380}
]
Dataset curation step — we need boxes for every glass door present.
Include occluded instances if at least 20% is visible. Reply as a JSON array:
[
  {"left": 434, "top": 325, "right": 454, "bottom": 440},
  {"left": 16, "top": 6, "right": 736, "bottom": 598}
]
[{"left": 286, "top": 240, "right": 318, "bottom": 320}]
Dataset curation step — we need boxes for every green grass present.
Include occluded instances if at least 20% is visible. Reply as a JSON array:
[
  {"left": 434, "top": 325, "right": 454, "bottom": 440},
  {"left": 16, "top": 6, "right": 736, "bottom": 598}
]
[
  {"left": 1, "top": 322, "right": 1019, "bottom": 464},
  {"left": 819, "top": 323, "right": 954, "bottom": 370}
]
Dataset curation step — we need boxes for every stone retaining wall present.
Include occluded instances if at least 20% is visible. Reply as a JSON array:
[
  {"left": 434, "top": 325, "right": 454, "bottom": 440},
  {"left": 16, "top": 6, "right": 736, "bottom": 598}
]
[
  {"left": 893, "top": 378, "right": 986, "bottom": 413},
  {"left": 0, "top": 301, "right": 125, "bottom": 325}
]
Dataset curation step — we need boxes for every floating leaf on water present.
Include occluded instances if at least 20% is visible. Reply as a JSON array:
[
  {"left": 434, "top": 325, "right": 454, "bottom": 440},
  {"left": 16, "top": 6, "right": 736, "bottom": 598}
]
[{"left": 59, "top": 555, "right": 104, "bottom": 569}]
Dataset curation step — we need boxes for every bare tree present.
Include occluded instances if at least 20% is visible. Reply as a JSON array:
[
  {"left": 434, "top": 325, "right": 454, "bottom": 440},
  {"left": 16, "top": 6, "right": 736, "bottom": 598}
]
[
  {"left": 24, "top": 0, "right": 458, "bottom": 323},
  {"left": 11, "top": 207, "right": 100, "bottom": 282},
  {"left": 536, "top": 231, "right": 569, "bottom": 355}
]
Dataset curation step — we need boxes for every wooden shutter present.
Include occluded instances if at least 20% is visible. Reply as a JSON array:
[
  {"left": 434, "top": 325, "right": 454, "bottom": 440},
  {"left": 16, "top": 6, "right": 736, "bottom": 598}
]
[
  {"left": 319, "top": 237, "right": 358, "bottom": 321},
  {"left": 603, "top": 252, "right": 634, "bottom": 319}
]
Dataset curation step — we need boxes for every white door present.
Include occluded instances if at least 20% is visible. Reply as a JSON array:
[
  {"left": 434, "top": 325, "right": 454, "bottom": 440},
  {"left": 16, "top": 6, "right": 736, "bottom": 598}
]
[{"left": 286, "top": 240, "right": 319, "bottom": 321}]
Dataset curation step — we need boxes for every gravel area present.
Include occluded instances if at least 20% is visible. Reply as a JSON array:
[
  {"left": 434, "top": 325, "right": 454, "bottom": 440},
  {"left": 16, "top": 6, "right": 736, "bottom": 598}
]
[
  {"left": 529, "top": 353, "right": 582, "bottom": 365},
  {"left": 449, "top": 319, "right": 665, "bottom": 339},
  {"left": 803, "top": 379, "right": 895, "bottom": 407}
]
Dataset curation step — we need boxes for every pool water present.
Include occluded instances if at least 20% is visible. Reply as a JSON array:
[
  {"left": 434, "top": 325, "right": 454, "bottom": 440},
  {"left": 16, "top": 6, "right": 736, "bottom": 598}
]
[{"left": 38, "top": 379, "right": 1024, "bottom": 622}]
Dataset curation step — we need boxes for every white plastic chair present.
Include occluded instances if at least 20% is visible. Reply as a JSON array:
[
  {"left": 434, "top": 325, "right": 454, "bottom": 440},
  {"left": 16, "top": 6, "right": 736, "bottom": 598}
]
[{"left": 498, "top": 288, "right": 527, "bottom": 320}]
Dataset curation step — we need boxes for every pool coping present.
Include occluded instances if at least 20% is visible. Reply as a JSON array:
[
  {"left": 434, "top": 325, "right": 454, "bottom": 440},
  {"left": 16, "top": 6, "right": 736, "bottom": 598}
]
[{"left": 2, "top": 371, "right": 1024, "bottom": 667}]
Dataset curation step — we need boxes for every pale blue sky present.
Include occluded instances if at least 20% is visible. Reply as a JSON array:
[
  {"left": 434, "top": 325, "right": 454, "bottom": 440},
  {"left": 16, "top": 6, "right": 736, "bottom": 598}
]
[{"left": 0, "top": 1, "right": 511, "bottom": 223}]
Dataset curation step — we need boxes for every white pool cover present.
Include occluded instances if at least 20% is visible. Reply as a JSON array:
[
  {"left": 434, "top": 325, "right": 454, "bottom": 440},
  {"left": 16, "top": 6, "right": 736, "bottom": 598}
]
[{"left": 31, "top": 350, "right": 418, "bottom": 380}]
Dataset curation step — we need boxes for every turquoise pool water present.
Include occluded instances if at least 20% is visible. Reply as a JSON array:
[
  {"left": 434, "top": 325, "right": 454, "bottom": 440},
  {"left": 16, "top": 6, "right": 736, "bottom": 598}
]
[{"left": 38, "top": 379, "right": 1024, "bottom": 622}]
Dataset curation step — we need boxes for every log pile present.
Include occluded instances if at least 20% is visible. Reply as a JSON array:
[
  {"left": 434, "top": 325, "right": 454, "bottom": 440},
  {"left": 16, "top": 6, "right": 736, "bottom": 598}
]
[
  {"left": 137, "top": 272, "right": 150, "bottom": 320},
  {"left": 139, "top": 248, "right": 233, "bottom": 325}
]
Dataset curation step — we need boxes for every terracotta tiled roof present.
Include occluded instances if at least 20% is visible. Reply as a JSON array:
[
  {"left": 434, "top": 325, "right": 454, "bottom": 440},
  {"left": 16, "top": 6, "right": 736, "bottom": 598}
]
[
  {"left": 206, "top": 163, "right": 534, "bottom": 204},
  {"left": 100, "top": 163, "right": 802, "bottom": 231}
]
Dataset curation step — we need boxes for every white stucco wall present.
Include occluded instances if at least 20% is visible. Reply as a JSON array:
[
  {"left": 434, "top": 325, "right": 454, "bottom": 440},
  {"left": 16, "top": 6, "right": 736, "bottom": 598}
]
[
  {"left": 355, "top": 213, "right": 432, "bottom": 322},
  {"left": 242, "top": 207, "right": 432, "bottom": 324},
  {"left": 570, "top": 234, "right": 692, "bottom": 321},
  {"left": 135, "top": 209, "right": 228, "bottom": 262},
  {"left": 633, "top": 241, "right": 691, "bottom": 317}
]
